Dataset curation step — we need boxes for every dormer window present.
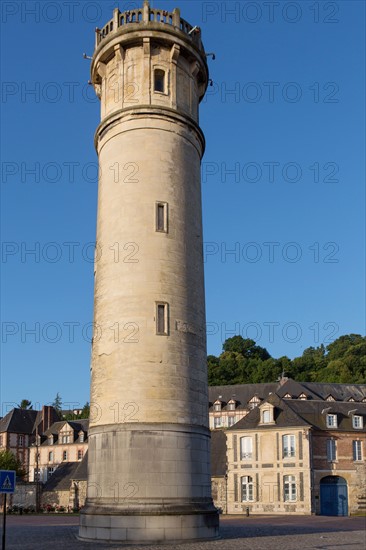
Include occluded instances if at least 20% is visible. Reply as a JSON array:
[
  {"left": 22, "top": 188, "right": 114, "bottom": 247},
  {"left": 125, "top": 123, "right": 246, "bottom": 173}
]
[
  {"left": 283, "top": 393, "right": 292, "bottom": 399},
  {"left": 348, "top": 397, "right": 355, "bottom": 402},
  {"left": 326, "top": 414, "right": 337, "bottom": 428},
  {"left": 353, "top": 415, "right": 363, "bottom": 429},
  {"left": 79, "top": 431, "right": 85, "bottom": 442},
  {"left": 248, "top": 395, "right": 260, "bottom": 409},
  {"left": 259, "top": 402, "right": 275, "bottom": 424},
  {"left": 48, "top": 435, "right": 54, "bottom": 445},
  {"left": 227, "top": 399, "right": 236, "bottom": 411},
  {"left": 299, "top": 393, "right": 307, "bottom": 400},
  {"left": 326, "top": 395, "right": 335, "bottom": 401},
  {"left": 213, "top": 400, "right": 222, "bottom": 412}
]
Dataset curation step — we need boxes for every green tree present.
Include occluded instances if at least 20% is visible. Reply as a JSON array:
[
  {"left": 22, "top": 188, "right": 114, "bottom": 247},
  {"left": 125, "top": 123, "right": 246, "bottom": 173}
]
[
  {"left": 0, "top": 449, "right": 25, "bottom": 477},
  {"left": 18, "top": 399, "right": 33, "bottom": 410},
  {"left": 208, "top": 333, "right": 365, "bottom": 386},
  {"left": 223, "top": 336, "right": 271, "bottom": 360},
  {"left": 326, "top": 334, "right": 365, "bottom": 361},
  {"left": 52, "top": 392, "right": 62, "bottom": 414},
  {"left": 80, "top": 402, "right": 90, "bottom": 419}
]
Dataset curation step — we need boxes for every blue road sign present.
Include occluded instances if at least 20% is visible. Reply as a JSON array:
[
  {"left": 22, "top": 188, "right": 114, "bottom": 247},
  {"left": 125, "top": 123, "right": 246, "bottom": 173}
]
[{"left": 0, "top": 471, "right": 16, "bottom": 494}]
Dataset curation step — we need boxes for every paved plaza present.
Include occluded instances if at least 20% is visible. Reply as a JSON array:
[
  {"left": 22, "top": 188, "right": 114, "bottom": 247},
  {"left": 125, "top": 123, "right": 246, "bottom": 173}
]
[{"left": 3, "top": 515, "right": 365, "bottom": 549}]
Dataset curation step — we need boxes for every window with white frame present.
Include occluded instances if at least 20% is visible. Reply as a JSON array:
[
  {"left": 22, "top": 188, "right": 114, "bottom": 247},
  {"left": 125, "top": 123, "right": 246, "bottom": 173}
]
[
  {"left": 240, "top": 436, "right": 253, "bottom": 459},
  {"left": 353, "top": 440, "right": 362, "bottom": 461},
  {"left": 227, "top": 400, "right": 236, "bottom": 411},
  {"left": 282, "top": 434, "right": 296, "bottom": 458},
  {"left": 262, "top": 410, "right": 271, "bottom": 423},
  {"left": 228, "top": 416, "right": 235, "bottom": 427},
  {"left": 326, "top": 414, "right": 337, "bottom": 428},
  {"left": 283, "top": 475, "right": 296, "bottom": 501},
  {"left": 241, "top": 476, "right": 254, "bottom": 501},
  {"left": 47, "top": 467, "right": 55, "bottom": 478},
  {"left": 48, "top": 451, "right": 54, "bottom": 462},
  {"left": 353, "top": 415, "right": 363, "bottom": 429},
  {"left": 214, "top": 402, "right": 221, "bottom": 412},
  {"left": 79, "top": 432, "right": 84, "bottom": 442},
  {"left": 327, "top": 439, "right": 337, "bottom": 461},
  {"left": 214, "top": 416, "right": 221, "bottom": 428}
]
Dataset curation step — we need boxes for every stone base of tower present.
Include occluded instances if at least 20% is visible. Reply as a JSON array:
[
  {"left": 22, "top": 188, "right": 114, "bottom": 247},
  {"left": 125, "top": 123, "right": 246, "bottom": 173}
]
[
  {"left": 78, "top": 424, "right": 219, "bottom": 543},
  {"left": 79, "top": 510, "right": 219, "bottom": 543}
]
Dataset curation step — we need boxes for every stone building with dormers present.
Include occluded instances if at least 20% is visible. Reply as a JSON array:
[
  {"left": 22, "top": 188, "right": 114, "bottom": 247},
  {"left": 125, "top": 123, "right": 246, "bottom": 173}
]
[
  {"left": 209, "top": 379, "right": 366, "bottom": 430},
  {"left": 224, "top": 393, "right": 366, "bottom": 516},
  {"left": 28, "top": 419, "right": 88, "bottom": 484},
  {"left": 0, "top": 406, "right": 59, "bottom": 475}
]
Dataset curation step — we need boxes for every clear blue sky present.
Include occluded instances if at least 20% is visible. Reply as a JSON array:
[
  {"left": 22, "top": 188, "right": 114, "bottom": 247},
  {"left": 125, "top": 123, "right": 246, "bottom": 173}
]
[{"left": 1, "top": 1, "right": 365, "bottom": 411}]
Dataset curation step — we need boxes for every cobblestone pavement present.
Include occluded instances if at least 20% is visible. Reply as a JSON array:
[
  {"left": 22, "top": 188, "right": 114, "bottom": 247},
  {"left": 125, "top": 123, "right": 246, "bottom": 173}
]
[{"left": 3, "top": 515, "right": 366, "bottom": 549}]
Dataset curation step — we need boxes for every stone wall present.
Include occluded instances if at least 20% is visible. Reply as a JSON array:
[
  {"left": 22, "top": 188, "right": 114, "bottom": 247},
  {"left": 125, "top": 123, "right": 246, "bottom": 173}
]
[{"left": 211, "top": 476, "right": 226, "bottom": 513}]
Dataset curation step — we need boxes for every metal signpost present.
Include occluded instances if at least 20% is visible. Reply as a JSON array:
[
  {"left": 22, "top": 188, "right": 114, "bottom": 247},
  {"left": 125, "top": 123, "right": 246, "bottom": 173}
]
[{"left": 0, "top": 471, "right": 16, "bottom": 550}]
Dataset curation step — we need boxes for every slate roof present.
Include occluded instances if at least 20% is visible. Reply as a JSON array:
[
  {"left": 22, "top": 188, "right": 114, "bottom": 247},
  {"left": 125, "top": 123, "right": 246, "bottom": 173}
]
[
  {"left": 0, "top": 409, "right": 38, "bottom": 434},
  {"left": 43, "top": 462, "right": 80, "bottom": 491},
  {"left": 230, "top": 393, "right": 310, "bottom": 431},
  {"left": 228, "top": 393, "right": 366, "bottom": 433},
  {"left": 39, "top": 419, "right": 88, "bottom": 446},
  {"left": 209, "top": 380, "right": 366, "bottom": 411},
  {"left": 300, "top": 382, "right": 366, "bottom": 402},
  {"left": 286, "top": 400, "right": 366, "bottom": 432},
  {"left": 275, "top": 379, "right": 320, "bottom": 400},
  {"left": 72, "top": 451, "right": 88, "bottom": 481},
  {"left": 210, "top": 431, "right": 227, "bottom": 476},
  {"left": 208, "top": 383, "right": 278, "bottom": 411}
]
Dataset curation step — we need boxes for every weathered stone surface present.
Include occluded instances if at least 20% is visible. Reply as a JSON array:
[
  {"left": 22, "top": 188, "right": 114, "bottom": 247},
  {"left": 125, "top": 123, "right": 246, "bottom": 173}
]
[{"left": 81, "top": 1, "right": 218, "bottom": 542}]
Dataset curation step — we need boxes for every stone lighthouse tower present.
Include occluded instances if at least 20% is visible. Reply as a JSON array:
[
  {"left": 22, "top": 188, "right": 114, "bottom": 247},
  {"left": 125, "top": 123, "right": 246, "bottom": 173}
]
[{"left": 79, "top": 1, "right": 219, "bottom": 543}]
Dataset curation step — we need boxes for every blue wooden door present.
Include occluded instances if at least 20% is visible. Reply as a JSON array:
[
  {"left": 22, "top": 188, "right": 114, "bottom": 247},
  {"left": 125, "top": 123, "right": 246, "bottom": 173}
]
[{"left": 320, "top": 477, "right": 348, "bottom": 516}]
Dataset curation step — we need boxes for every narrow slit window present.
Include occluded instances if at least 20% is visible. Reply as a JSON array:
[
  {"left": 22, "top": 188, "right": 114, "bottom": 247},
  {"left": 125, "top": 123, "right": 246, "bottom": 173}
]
[
  {"left": 156, "top": 302, "right": 169, "bottom": 335},
  {"left": 156, "top": 202, "right": 168, "bottom": 232},
  {"left": 154, "top": 69, "right": 165, "bottom": 93}
]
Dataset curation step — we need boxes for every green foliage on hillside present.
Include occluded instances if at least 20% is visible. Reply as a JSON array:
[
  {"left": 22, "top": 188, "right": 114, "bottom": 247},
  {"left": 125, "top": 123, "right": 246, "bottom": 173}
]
[{"left": 208, "top": 334, "right": 366, "bottom": 386}]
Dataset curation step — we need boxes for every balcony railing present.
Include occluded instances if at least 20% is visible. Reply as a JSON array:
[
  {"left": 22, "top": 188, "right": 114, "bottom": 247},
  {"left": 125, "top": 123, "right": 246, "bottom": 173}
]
[{"left": 95, "top": 4, "right": 201, "bottom": 49}]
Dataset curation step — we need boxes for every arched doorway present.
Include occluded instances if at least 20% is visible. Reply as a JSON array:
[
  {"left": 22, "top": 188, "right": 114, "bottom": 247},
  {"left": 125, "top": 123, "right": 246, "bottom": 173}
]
[{"left": 320, "top": 476, "right": 348, "bottom": 516}]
